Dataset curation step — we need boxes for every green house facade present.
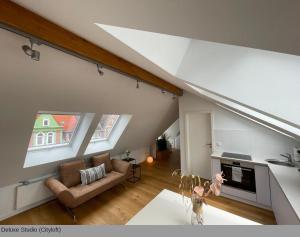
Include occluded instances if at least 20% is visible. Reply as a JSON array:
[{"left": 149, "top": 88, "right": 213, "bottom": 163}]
[{"left": 29, "top": 114, "right": 63, "bottom": 148}]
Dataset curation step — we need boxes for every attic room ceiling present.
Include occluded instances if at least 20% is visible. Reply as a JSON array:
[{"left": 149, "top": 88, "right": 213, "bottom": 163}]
[
  {"left": 13, "top": 0, "right": 300, "bottom": 57},
  {"left": 11, "top": 0, "right": 300, "bottom": 94},
  {"left": 5, "top": 1, "right": 300, "bottom": 134},
  {"left": 96, "top": 23, "right": 191, "bottom": 76}
]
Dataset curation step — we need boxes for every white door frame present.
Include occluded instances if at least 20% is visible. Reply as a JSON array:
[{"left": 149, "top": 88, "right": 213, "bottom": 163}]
[{"left": 183, "top": 110, "right": 215, "bottom": 174}]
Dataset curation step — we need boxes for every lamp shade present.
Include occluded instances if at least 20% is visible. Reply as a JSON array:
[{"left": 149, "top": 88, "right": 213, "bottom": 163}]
[{"left": 147, "top": 156, "right": 154, "bottom": 164}]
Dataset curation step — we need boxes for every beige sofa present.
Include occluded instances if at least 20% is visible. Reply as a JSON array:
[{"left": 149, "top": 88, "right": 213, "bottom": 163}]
[{"left": 45, "top": 153, "right": 130, "bottom": 219}]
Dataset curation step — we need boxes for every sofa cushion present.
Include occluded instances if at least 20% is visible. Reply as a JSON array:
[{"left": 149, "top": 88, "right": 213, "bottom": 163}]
[
  {"left": 92, "top": 153, "right": 113, "bottom": 173},
  {"left": 80, "top": 163, "right": 106, "bottom": 185},
  {"left": 59, "top": 159, "right": 86, "bottom": 188},
  {"left": 69, "top": 171, "right": 125, "bottom": 207}
]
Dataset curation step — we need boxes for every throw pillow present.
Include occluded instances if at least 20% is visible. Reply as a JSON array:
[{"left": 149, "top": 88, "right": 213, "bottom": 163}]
[{"left": 80, "top": 163, "right": 106, "bottom": 185}]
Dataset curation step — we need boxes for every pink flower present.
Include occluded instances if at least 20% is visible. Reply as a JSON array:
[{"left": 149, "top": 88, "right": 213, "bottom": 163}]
[
  {"left": 210, "top": 183, "right": 221, "bottom": 196},
  {"left": 215, "top": 172, "right": 226, "bottom": 183},
  {"left": 194, "top": 186, "right": 204, "bottom": 196},
  {"left": 210, "top": 172, "right": 226, "bottom": 196}
]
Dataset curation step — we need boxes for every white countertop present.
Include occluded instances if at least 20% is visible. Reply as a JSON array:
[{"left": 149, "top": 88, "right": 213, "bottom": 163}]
[
  {"left": 211, "top": 152, "right": 300, "bottom": 221},
  {"left": 127, "top": 189, "right": 260, "bottom": 225},
  {"left": 268, "top": 163, "right": 300, "bottom": 221},
  {"left": 211, "top": 151, "right": 268, "bottom": 165}
]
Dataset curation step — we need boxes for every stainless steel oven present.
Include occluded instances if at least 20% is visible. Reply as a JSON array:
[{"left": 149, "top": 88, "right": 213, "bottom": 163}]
[{"left": 221, "top": 159, "right": 256, "bottom": 193}]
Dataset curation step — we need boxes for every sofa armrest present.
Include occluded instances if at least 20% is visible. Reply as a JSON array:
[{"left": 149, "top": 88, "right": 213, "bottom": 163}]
[
  {"left": 45, "top": 177, "right": 69, "bottom": 195},
  {"left": 45, "top": 177, "right": 76, "bottom": 208},
  {"left": 111, "top": 159, "right": 130, "bottom": 175}
]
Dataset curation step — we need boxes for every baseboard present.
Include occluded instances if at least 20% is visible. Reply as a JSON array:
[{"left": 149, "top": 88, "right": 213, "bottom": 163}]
[{"left": 0, "top": 196, "right": 55, "bottom": 222}]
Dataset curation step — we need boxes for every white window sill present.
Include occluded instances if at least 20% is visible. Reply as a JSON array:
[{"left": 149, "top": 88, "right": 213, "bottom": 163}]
[
  {"left": 28, "top": 143, "right": 70, "bottom": 151},
  {"left": 24, "top": 145, "right": 76, "bottom": 168}
]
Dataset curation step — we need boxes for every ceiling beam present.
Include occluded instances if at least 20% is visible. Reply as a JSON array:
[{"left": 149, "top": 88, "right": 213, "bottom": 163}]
[{"left": 0, "top": 1, "right": 183, "bottom": 96}]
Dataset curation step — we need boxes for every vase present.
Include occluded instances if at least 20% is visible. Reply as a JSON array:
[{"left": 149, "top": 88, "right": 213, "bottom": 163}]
[{"left": 190, "top": 194, "right": 204, "bottom": 225}]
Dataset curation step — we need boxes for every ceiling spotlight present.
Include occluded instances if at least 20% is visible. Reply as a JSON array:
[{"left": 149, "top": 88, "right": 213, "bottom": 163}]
[
  {"left": 161, "top": 89, "right": 166, "bottom": 94},
  {"left": 97, "top": 64, "right": 104, "bottom": 76},
  {"left": 22, "top": 39, "right": 40, "bottom": 61},
  {"left": 136, "top": 79, "right": 140, "bottom": 89}
]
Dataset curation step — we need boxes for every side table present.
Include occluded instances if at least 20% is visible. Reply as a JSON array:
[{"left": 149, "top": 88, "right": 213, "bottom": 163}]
[{"left": 122, "top": 157, "right": 141, "bottom": 183}]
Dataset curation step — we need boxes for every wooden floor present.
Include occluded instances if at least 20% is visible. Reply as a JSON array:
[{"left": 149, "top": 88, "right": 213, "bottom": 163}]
[{"left": 1, "top": 150, "right": 276, "bottom": 225}]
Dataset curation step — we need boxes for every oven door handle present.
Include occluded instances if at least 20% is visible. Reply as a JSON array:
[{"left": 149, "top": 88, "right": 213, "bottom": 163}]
[{"left": 222, "top": 164, "right": 253, "bottom": 172}]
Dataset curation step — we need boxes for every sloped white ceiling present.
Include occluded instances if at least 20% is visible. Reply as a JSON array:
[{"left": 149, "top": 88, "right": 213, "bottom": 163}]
[
  {"left": 186, "top": 83, "right": 300, "bottom": 140},
  {"left": 177, "top": 40, "right": 300, "bottom": 127},
  {"left": 0, "top": 28, "right": 178, "bottom": 187},
  {"left": 90, "top": 23, "right": 300, "bottom": 132},
  {"left": 13, "top": 0, "right": 300, "bottom": 56},
  {"left": 10, "top": 0, "right": 300, "bottom": 96},
  {"left": 96, "top": 24, "right": 191, "bottom": 75}
]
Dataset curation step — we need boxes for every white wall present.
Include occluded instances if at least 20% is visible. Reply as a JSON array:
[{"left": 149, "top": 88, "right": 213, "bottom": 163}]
[
  {"left": 177, "top": 40, "right": 300, "bottom": 126},
  {"left": 163, "top": 119, "right": 180, "bottom": 149},
  {"left": 0, "top": 28, "right": 178, "bottom": 188},
  {"left": 111, "top": 147, "right": 150, "bottom": 164},
  {"left": 179, "top": 92, "right": 300, "bottom": 173}
]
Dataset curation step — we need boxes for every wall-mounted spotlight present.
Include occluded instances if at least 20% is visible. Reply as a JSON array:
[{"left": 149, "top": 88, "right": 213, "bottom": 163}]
[
  {"left": 136, "top": 79, "right": 140, "bottom": 89},
  {"left": 161, "top": 89, "right": 166, "bottom": 94},
  {"left": 97, "top": 64, "right": 104, "bottom": 76},
  {"left": 22, "top": 39, "right": 41, "bottom": 61}
]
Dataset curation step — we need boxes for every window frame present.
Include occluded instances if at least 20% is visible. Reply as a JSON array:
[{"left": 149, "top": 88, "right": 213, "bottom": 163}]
[
  {"left": 46, "top": 132, "right": 55, "bottom": 145},
  {"left": 90, "top": 115, "right": 120, "bottom": 142},
  {"left": 28, "top": 111, "right": 82, "bottom": 151},
  {"left": 42, "top": 118, "right": 49, "bottom": 127},
  {"left": 84, "top": 114, "right": 132, "bottom": 156},
  {"left": 24, "top": 112, "right": 95, "bottom": 168},
  {"left": 35, "top": 132, "right": 45, "bottom": 146}
]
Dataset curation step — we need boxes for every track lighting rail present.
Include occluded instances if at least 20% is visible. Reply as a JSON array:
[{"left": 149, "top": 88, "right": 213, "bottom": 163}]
[{"left": 0, "top": 1, "right": 183, "bottom": 96}]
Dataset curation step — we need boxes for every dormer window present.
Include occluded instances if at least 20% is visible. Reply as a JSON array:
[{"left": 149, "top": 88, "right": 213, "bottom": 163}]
[
  {"left": 84, "top": 114, "right": 131, "bottom": 155},
  {"left": 90, "top": 114, "right": 120, "bottom": 141},
  {"left": 24, "top": 111, "right": 92, "bottom": 168},
  {"left": 43, "top": 119, "right": 49, "bottom": 127},
  {"left": 28, "top": 113, "right": 81, "bottom": 150}
]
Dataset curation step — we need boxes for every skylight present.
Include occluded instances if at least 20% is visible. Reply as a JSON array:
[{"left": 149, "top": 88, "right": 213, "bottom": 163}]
[
  {"left": 24, "top": 112, "right": 95, "bottom": 168},
  {"left": 95, "top": 23, "right": 191, "bottom": 75},
  {"left": 84, "top": 114, "right": 132, "bottom": 155},
  {"left": 28, "top": 113, "right": 81, "bottom": 151},
  {"left": 90, "top": 114, "right": 120, "bottom": 142}
]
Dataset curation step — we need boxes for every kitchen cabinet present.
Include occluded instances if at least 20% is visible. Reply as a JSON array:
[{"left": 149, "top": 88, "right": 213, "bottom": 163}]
[
  {"left": 254, "top": 165, "right": 271, "bottom": 207},
  {"left": 269, "top": 171, "right": 300, "bottom": 224}
]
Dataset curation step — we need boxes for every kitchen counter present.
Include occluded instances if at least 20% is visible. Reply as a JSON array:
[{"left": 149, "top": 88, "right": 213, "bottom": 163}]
[
  {"left": 211, "top": 152, "right": 300, "bottom": 222},
  {"left": 268, "top": 163, "right": 300, "bottom": 222},
  {"left": 211, "top": 151, "right": 269, "bottom": 166}
]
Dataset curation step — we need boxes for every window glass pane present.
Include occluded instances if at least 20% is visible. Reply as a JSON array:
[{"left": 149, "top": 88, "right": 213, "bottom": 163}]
[
  {"left": 91, "top": 114, "right": 120, "bottom": 141},
  {"left": 28, "top": 113, "right": 80, "bottom": 150}
]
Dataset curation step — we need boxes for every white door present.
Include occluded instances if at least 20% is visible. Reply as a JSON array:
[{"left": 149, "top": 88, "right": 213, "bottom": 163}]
[{"left": 185, "top": 112, "right": 212, "bottom": 179}]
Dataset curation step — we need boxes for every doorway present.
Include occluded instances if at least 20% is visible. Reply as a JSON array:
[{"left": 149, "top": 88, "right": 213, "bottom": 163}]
[{"left": 185, "top": 112, "right": 212, "bottom": 179}]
